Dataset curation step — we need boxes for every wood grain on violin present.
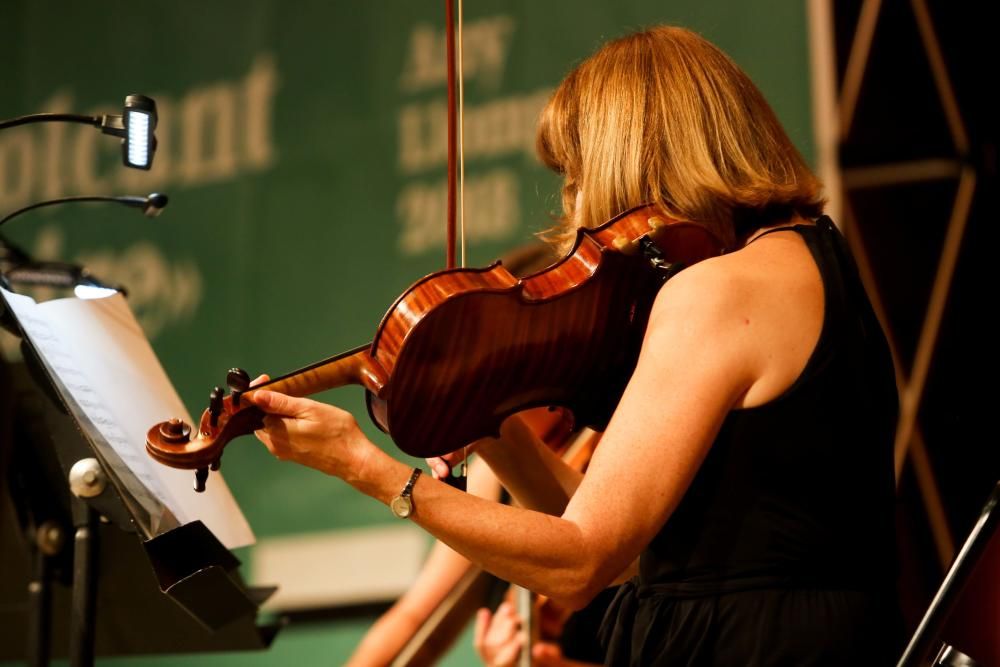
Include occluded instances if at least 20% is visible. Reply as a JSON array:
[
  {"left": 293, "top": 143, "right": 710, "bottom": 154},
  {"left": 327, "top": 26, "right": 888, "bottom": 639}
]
[{"left": 146, "top": 205, "right": 723, "bottom": 485}]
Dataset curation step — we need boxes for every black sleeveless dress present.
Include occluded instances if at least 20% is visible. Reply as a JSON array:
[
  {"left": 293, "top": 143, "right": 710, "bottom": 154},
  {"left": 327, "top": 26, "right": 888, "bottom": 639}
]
[{"left": 598, "top": 217, "right": 902, "bottom": 666}]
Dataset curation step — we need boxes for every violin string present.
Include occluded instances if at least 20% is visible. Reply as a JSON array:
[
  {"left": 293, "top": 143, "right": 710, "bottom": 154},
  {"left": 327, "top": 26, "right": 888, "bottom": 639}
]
[{"left": 458, "top": 0, "right": 468, "bottom": 481}]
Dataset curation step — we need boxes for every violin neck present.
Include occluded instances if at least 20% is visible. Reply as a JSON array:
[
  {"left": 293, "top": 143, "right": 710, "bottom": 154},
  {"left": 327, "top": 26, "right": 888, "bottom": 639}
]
[{"left": 250, "top": 343, "right": 385, "bottom": 398}]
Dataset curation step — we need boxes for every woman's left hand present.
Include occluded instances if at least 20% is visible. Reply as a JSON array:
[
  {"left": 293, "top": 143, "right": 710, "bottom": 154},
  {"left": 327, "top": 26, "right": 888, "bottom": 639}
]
[{"left": 246, "top": 389, "right": 376, "bottom": 482}]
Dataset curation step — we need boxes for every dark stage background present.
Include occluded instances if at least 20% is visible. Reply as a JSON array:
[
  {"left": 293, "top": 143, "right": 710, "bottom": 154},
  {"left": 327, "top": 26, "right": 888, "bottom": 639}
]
[
  {"left": 828, "top": 0, "right": 998, "bottom": 661},
  {"left": 1, "top": 0, "right": 993, "bottom": 664}
]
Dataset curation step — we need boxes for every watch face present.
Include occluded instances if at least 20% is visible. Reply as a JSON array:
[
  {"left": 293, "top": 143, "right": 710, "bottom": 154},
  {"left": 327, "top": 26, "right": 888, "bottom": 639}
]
[{"left": 391, "top": 496, "right": 412, "bottom": 518}]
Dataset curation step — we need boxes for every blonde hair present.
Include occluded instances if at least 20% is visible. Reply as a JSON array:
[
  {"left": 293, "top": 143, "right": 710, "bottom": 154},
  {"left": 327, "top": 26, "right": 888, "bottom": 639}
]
[{"left": 536, "top": 26, "right": 825, "bottom": 251}]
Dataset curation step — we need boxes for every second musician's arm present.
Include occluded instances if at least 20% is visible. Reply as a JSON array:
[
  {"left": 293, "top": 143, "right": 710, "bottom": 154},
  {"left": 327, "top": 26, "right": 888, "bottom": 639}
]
[
  {"left": 474, "top": 415, "right": 587, "bottom": 516},
  {"left": 345, "top": 456, "right": 502, "bottom": 666}
]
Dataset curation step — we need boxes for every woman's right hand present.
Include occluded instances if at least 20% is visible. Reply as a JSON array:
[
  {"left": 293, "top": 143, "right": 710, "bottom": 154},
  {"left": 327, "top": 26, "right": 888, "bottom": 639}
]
[
  {"left": 425, "top": 450, "right": 466, "bottom": 480},
  {"left": 426, "top": 434, "right": 500, "bottom": 479}
]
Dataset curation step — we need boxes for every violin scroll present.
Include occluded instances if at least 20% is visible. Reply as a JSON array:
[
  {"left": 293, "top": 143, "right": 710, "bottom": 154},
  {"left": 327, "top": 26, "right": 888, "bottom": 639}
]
[
  {"left": 146, "top": 346, "right": 379, "bottom": 491},
  {"left": 145, "top": 367, "right": 266, "bottom": 492}
]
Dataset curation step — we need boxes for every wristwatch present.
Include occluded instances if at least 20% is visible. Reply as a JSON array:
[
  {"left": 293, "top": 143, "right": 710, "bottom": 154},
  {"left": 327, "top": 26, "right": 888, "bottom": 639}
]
[{"left": 390, "top": 468, "right": 422, "bottom": 518}]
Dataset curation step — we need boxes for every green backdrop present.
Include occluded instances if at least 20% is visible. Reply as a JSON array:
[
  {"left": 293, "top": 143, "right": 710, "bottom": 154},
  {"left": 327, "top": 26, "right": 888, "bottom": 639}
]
[{"left": 0, "top": 1, "right": 813, "bottom": 664}]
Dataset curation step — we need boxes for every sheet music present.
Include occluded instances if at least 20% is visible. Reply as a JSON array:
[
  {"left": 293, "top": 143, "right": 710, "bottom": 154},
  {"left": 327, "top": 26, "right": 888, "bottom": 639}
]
[{"left": 1, "top": 286, "right": 254, "bottom": 549}]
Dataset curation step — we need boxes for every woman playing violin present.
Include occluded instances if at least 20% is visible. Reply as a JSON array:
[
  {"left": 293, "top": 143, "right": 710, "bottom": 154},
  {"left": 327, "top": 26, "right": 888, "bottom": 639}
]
[{"left": 249, "top": 26, "right": 901, "bottom": 664}]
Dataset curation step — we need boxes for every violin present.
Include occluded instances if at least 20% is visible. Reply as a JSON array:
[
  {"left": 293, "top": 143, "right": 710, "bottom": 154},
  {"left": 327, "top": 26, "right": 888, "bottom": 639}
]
[{"left": 145, "top": 204, "right": 723, "bottom": 491}]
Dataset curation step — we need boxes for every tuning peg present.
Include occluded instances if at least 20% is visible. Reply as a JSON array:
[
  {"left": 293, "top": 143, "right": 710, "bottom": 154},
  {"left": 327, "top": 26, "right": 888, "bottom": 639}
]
[
  {"left": 210, "top": 457, "right": 221, "bottom": 471},
  {"left": 194, "top": 467, "right": 209, "bottom": 493},
  {"left": 227, "top": 368, "right": 251, "bottom": 407},
  {"left": 612, "top": 235, "right": 639, "bottom": 255},
  {"left": 209, "top": 386, "right": 224, "bottom": 427}
]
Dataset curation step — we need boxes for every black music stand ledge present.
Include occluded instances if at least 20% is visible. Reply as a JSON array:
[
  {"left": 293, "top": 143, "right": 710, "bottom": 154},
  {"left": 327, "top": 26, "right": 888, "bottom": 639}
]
[{"left": 1, "top": 290, "right": 279, "bottom": 666}]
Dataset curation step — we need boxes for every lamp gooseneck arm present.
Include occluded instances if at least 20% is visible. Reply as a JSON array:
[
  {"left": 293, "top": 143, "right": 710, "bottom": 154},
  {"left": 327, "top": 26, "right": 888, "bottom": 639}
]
[
  {"left": 0, "top": 113, "right": 101, "bottom": 131},
  {"left": 0, "top": 194, "right": 169, "bottom": 228}
]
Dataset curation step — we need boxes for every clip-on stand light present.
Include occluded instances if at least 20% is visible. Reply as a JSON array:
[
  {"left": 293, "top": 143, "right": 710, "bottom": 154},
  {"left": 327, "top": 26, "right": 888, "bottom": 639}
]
[{"left": 0, "top": 97, "right": 277, "bottom": 667}]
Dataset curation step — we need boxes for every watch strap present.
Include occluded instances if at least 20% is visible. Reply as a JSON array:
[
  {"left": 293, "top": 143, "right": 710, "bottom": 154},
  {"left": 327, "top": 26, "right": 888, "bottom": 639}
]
[{"left": 401, "top": 467, "right": 422, "bottom": 498}]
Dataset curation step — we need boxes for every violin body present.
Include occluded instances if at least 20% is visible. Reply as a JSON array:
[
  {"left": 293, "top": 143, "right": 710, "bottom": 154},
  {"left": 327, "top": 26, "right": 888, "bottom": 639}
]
[
  {"left": 369, "top": 207, "right": 719, "bottom": 456},
  {"left": 146, "top": 205, "right": 723, "bottom": 477}
]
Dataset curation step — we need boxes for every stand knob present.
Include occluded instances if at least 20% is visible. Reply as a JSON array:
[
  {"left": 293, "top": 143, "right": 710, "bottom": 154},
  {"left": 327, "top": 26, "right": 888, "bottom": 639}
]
[
  {"left": 36, "top": 520, "right": 66, "bottom": 556},
  {"left": 69, "top": 458, "right": 106, "bottom": 498}
]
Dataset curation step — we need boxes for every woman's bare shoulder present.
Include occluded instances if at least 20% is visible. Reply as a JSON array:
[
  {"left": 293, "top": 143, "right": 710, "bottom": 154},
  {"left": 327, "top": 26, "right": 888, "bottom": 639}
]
[
  {"left": 649, "top": 249, "right": 761, "bottom": 326},
  {"left": 655, "top": 227, "right": 819, "bottom": 314},
  {"left": 651, "top": 228, "right": 824, "bottom": 407},
  {"left": 645, "top": 228, "right": 823, "bottom": 404},
  {"left": 638, "top": 252, "right": 763, "bottom": 393}
]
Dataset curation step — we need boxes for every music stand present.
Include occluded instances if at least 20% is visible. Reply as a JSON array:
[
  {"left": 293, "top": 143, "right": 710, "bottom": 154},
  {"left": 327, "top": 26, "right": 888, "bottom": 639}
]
[
  {"left": 898, "top": 482, "right": 1000, "bottom": 666},
  {"left": 0, "top": 281, "right": 279, "bottom": 666}
]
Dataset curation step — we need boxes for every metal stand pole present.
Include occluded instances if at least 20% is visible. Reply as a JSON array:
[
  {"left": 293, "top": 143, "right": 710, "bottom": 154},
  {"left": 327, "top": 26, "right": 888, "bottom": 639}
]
[
  {"left": 26, "top": 543, "right": 53, "bottom": 667},
  {"left": 66, "top": 457, "right": 106, "bottom": 667},
  {"left": 68, "top": 498, "right": 98, "bottom": 667}
]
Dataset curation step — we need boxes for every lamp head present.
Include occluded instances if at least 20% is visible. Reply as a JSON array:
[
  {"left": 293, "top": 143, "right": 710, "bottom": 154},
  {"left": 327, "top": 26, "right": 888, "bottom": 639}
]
[
  {"left": 99, "top": 94, "right": 158, "bottom": 170},
  {"left": 123, "top": 95, "right": 157, "bottom": 170}
]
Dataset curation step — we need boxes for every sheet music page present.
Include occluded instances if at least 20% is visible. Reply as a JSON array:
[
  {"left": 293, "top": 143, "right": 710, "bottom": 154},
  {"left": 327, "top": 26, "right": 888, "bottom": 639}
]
[{"left": 2, "top": 286, "right": 254, "bottom": 549}]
